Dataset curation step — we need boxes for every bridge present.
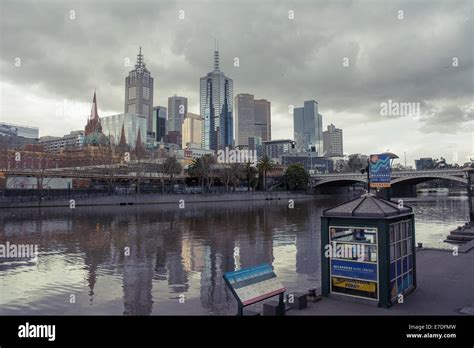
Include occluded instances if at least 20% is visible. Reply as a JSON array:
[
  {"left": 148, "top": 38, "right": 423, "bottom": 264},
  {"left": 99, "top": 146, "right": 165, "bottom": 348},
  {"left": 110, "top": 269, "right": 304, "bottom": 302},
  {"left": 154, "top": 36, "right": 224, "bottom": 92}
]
[
  {"left": 310, "top": 169, "right": 468, "bottom": 197},
  {"left": 310, "top": 169, "right": 467, "bottom": 186}
]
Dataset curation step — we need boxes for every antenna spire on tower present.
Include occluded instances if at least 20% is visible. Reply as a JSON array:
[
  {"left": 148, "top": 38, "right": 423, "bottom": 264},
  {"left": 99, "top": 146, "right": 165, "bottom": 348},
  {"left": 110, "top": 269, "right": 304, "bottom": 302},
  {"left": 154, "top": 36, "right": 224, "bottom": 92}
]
[
  {"left": 213, "top": 40, "right": 219, "bottom": 71},
  {"left": 136, "top": 46, "right": 145, "bottom": 69}
]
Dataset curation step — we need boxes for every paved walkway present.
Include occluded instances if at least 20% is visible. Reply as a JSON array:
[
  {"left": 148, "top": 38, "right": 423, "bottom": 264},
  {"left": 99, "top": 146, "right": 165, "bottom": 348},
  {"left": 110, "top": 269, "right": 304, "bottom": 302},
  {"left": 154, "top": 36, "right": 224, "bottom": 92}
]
[{"left": 288, "top": 247, "right": 474, "bottom": 315}]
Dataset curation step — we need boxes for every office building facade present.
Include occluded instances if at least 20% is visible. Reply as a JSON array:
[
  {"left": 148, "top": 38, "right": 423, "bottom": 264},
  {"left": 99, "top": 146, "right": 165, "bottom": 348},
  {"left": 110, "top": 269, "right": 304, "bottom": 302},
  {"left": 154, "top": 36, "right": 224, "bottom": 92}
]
[
  {"left": 0, "top": 122, "right": 39, "bottom": 139},
  {"left": 153, "top": 106, "right": 167, "bottom": 142},
  {"left": 39, "top": 131, "right": 84, "bottom": 153},
  {"left": 235, "top": 94, "right": 271, "bottom": 148},
  {"left": 200, "top": 44, "right": 233, "bottom": 151},
  {"left": 182, "top": 112, "right": 202, "bottom": 149},
  {"left": 293, "top": 100, "right": 323, "bottom": 154},
  {"left": 124, "top": 47, "right": 154, "bottom": 136},
  {"left": 263, "top": 139, "right": 296, "bottom": 163},
  {"left": 101, "top": 113, "right": 147, "bottom": 149},
  {"left": 415, "top": 158, "right": 434, "bottom": 170},
  {"left": 164, "top": 130, "right": 182, "bottom": 148},
  {"left": 254, "top": 99, "right": 271, "bottom": 142},
  {"left": 168, "top": 96, "right": 188, "bottom": 134},
  {"left": 281, "top": 153, "right": 333, "bottom": 173}
]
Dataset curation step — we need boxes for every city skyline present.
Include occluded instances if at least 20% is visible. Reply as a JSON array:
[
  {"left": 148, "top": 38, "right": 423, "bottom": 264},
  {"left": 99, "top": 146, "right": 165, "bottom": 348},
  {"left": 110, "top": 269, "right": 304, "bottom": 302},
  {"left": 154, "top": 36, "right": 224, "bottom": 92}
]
[{"left": 0, "top": 0, "right": 472, "bottom": 165}]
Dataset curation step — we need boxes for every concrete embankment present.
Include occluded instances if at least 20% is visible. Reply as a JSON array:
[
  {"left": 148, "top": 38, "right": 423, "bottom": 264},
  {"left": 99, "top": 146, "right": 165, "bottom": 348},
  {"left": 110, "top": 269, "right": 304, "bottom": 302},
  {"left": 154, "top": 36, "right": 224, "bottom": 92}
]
[
  {"left": 287, "top": 246, "right": 474, "bottom": 316},
  {"left": 0, "top": 191, "right": 341, "bottom": 209}
]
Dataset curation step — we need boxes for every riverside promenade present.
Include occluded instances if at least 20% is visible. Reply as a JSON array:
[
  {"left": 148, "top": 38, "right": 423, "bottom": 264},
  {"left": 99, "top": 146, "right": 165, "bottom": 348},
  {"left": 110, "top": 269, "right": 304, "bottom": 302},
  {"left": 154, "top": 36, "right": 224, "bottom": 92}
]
[{"left": 288, "top": 244, "right": 474, "bottom": 316}]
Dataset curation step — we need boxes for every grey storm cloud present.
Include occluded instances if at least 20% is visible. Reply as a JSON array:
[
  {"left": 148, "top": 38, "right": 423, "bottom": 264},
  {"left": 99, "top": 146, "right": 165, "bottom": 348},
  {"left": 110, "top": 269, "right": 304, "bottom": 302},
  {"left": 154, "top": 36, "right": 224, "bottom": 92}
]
[
  {"left": 421, "top": 104, "right": 474, "bottom": 133},
  {"left": 0, "top": 0, "right": 472, "bottom": 159}
]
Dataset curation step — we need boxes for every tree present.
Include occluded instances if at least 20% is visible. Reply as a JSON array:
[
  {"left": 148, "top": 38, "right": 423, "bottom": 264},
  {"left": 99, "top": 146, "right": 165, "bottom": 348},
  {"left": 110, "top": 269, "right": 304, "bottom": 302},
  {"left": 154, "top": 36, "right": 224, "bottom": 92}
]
[
  {"left": 187, "top": 158, "right": 202, "bottom": 186},
  {"left": 217, "top": 163, "right": 246, "bottom": 192},
  {"left": 130, "top": 160, "right": 152, "bottom": 195},
  {"left": 230, "top": 163, "right": 245, "bottom": 191},
  {"left": 348, "top": 155, "right": 366, "bottom": 172},
  {"left": 218, "top": 164, "right": 233, "bottom": 192},
  {"left": 284, "top": 164, "right": 310, "bottom": 191},
  {"left": 163, "top": 156, "right": 182, "bottom": 190},
  {"left": 257, "top": 156, "right": 275, "bottom": 191},
  {"left": 188, "top": 155, "right": 216, "bottom": 192},
  {"left": 244, "top": 162, "right": 258, "bottom": 191}
]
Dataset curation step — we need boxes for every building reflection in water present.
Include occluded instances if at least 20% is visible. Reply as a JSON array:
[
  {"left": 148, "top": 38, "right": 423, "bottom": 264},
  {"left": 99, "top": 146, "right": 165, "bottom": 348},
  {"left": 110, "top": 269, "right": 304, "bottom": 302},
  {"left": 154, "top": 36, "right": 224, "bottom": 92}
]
[{"left": 0, "top": 197, "right": 358, "bottom": 315}]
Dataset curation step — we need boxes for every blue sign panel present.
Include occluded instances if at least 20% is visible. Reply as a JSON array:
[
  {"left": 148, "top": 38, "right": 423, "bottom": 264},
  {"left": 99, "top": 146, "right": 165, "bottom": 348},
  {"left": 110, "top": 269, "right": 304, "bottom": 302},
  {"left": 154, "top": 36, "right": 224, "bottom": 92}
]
[
  {"left": 369, "top": 154, "right": 391, "bottom": 188},
  {"left": 224, "top": 264, "right": 286, "bottom": 306},
  {"left": 331, "top": 259, "right": 377, "bottom": 281}
]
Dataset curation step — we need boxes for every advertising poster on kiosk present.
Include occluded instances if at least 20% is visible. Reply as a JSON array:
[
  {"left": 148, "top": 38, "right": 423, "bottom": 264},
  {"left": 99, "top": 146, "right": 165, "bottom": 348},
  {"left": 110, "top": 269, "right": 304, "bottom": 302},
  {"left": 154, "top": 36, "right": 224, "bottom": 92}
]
[{"left": 328, "top": 226, "right": 379, "bottom": 300}]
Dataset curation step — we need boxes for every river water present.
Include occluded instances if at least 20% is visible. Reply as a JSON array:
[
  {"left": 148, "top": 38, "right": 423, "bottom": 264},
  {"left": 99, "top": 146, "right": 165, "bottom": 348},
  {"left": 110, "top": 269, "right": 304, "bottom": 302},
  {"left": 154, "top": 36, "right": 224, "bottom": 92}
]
[{"left": 0, "top": 195, "right": 468, "bottom": 315}]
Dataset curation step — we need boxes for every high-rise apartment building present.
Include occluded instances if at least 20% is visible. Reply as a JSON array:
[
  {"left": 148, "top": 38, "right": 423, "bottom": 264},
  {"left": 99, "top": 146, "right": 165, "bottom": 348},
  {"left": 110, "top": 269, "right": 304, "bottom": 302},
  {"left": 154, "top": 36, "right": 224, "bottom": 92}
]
[{"left": 323, "top": 124, "right": 343, "bottom": 157}]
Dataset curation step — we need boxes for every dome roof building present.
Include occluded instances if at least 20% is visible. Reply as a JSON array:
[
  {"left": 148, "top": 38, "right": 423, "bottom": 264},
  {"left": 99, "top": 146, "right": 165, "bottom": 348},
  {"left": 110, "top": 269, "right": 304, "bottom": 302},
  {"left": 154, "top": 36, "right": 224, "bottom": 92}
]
[{"left": 83, "top": 132, "right": 110, "bottom": 147}]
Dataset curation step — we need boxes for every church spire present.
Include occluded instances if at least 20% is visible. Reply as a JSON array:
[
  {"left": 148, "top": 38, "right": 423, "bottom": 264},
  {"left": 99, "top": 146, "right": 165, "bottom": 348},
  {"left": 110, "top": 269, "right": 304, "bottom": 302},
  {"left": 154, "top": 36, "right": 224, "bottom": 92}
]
[
  {"left": 90, "top": 90, "right": 99, "bottom": 120},
  {"left": 119, "top": 123, "right": 127, "bottom": 147},
  {"left": 85, "top": 91, "right": 102, "bottom": 136},
  {"left": 134, "top": 127, "right": 145, "bottom": 157}
]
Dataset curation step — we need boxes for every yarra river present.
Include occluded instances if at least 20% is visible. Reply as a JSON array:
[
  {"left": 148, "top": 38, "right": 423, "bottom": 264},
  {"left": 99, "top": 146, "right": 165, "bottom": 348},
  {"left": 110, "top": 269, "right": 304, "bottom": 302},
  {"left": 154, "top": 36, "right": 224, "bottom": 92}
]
[{"left": 0, "top": 195, "right": 468, "bottom": 315}]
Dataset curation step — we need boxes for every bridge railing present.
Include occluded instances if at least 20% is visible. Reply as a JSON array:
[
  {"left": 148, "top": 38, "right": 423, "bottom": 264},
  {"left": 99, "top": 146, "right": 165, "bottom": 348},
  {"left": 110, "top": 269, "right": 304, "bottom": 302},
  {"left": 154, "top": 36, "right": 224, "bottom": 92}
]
[{"left": 311, "top": 169, "right": 465, "bottom": 178}]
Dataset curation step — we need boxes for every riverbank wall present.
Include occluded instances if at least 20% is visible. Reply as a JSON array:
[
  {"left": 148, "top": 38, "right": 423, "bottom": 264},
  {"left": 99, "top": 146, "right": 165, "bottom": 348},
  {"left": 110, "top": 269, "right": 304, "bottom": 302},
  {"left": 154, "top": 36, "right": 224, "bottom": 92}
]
[{"left": 0, "top": 191, "right": 349, "bottom": 209}]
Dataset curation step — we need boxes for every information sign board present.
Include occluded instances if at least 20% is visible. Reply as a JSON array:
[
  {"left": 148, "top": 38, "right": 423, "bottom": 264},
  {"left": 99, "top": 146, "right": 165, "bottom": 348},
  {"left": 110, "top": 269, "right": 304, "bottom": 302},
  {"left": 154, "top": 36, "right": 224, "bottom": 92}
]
[{"left": 223, "top": 264, "right": 286, "bottom": 306}]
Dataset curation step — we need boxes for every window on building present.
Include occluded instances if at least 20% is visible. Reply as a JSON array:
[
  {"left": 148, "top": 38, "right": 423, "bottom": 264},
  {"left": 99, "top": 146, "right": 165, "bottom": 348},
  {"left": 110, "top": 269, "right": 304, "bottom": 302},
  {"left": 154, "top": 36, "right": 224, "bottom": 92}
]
[
  {"left": 389, "top": 220, "right": 414, "bottom": 301},
  {"left": 128, "top": 87, "right": 136, "bottom": 100}
]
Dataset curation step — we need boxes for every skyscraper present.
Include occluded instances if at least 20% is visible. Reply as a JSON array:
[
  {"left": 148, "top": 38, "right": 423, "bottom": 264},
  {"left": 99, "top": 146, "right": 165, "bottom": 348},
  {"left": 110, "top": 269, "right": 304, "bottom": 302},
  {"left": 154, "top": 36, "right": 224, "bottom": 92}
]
[
  {"left": 200, "top": 42, "right": 233, "bottom": 150},
  {"left": 124, "top": 47, "right": 154, "bottom": 137},
  {"left": 182, "top": 112, "right": 202, "bottom": 148},
  {"left": 234, "top": 94, "right": 254, "bottom": 147},
  {"left": 167, "top": 96, "right": 188, "bottom": 134},
  {"left": 254, "top": 99, "right": 271, "bottom": 142},
  {"left": 293, "top": 100, "right": 323, "bottom": 155},
  {"left": 235, "top": 93, "right": 271, "bottom": 147},
  {"left": 323, "top": 124, "right": 343, "bottom": 157},
  {"left": 153, "top": 106, "right": 167, "bottom": 142}
]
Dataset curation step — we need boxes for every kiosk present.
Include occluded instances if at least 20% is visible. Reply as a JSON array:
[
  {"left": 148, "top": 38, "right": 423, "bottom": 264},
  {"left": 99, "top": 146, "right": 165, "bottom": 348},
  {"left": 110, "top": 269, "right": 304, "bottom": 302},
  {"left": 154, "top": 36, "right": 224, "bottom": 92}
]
[{"left": 321, "top": 193, "right": 416, "bottom": 308}]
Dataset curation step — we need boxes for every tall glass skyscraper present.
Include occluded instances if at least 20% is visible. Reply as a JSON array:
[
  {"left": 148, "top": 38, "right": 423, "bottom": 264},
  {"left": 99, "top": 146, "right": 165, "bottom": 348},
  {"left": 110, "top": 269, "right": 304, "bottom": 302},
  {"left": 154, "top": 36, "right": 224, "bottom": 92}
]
[
  {"left": 167, "top": 96, "right": 188, "bottom": 134},
  {"left": 153, "top": 106, "right": 167, "bottom": 142},
  {"left": 124, "top": 47, "right": 154, "bottom": 137},
  {"left": 200, "top": 43, "right": 233, "bottom": 150},
  {"left": 293, "top": 100, "right": 323, "bottom": 155}
]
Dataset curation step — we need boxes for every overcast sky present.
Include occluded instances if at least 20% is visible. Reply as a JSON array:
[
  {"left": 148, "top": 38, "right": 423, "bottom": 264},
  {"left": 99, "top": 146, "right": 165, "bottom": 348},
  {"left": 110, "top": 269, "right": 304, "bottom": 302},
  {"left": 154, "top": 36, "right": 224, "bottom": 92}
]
[{"left": 0, "top": 0, "right": 472, "bottom": 166}]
